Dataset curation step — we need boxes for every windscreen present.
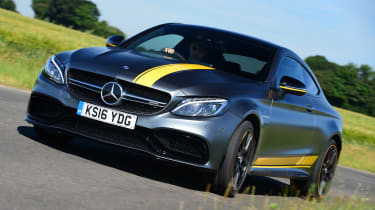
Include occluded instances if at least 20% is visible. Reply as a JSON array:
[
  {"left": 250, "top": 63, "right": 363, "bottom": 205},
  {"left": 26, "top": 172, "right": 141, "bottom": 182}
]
[{"left": 124, "top": 25, "right": 275, "bottom": 81}]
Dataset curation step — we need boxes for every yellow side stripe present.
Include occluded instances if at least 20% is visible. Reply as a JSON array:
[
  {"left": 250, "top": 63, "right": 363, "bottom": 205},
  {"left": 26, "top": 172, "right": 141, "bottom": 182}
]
[
  {"left": 280, "top": 85, "right": 307, "bottom": 93},
  {"left": 296, "top": 155, "right": 319, "bottom": 165},
  {"left": 252, "top": 165, "right": 312, "bottom": 169},
  {"left": 133, "top": 64, "right": 214, "bottom": 87},
  {"left": 253, "top": 155, "right": 318, "bottom": 166}
]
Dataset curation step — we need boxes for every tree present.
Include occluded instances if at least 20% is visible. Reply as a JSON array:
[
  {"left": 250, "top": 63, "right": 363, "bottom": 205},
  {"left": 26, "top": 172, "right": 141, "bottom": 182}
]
[
  {"left": 93, "top": 21, "right": 126, "bottom": 38},
  {"left": 45, "top": 0, "right": 100, "bottom": 31},
  {"left": 31, "top": 0, "right": 125, "bottom": 38},
  {"left": 32, "top": 0, "right": 50, "bottom": 19},
  {"left": 358, "top": 64, "right": 374, "bottom": 82},
  {"left": 72, "top": 0, "right": 100, "bottom": 30},
  {"left": 0, "top": 0, "right": 17, "bottom": 12},
  {"left": 305, "top": 55, "right": 375, "bottom": 117}
]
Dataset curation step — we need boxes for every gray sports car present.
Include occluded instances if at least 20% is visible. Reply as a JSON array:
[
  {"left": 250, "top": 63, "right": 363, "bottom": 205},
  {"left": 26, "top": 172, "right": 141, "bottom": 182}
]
[{"left": 26, "top": 23, "right": 342, "bottom": 197}]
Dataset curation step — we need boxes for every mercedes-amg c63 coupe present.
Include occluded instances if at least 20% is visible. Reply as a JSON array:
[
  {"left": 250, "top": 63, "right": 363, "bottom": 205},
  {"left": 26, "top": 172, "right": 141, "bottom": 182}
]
[{"left": 26, "top": 23, "right": 342, "bottom": 197}]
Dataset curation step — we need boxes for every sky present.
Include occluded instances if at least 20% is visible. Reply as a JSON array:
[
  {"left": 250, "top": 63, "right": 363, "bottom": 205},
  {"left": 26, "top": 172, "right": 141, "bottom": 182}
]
[{"left": 14, "top": 0, "right": 375, "bottom": 68}]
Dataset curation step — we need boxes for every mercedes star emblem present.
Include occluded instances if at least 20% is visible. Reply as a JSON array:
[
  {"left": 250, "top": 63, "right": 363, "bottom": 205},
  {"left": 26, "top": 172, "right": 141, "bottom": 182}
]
[{"left": 101, "top": 82, "right": 123, "bottom": 105}]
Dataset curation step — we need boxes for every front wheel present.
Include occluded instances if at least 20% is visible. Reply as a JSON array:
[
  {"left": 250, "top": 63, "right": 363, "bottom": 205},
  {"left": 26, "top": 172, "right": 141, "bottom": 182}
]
[
  {"left": 291, "top": 139, "right": 339, "bottom": 198},
  {"left": 212, "top": 121, "right": 257, "bottom": 197}
]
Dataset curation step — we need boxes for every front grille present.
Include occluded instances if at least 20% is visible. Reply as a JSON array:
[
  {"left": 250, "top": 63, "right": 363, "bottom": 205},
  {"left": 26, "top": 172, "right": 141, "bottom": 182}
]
[
  {"left": 53, "top": 117, "right": 153, "bottom": 151},
  {"left": 50, "top": 114, "right": 208, "bottom": 164},
  {"left": 67, "top": 69, "right": 171, "bottom": 115}
]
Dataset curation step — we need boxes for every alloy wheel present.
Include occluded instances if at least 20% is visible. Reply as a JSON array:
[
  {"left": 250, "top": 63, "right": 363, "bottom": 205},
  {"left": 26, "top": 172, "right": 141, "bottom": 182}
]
[
  {"left": 318, "top": 145, "right": 338, "bottom": 196},
  {"left": 232, "top": 129, "right": 256, "bottom": 190}
]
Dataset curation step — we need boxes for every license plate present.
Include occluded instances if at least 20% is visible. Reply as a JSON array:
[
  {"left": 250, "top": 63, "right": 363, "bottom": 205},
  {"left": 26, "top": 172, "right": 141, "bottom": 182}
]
[{"left": 76, "top": 101, "right": 137, "bottom": 130}]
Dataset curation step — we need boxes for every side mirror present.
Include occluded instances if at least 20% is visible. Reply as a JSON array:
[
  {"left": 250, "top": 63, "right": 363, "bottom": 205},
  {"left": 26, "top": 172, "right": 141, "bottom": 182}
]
[
  {"left": 106, "top": 35, "right": 124, "bottom": 48},
  {"left": 279, "top": 76, "right": 307, "bottom": 96}
]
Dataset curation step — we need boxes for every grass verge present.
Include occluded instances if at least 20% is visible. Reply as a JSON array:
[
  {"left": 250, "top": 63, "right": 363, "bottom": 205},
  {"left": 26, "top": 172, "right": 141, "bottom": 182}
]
[
  {"left": 0, "top": 8, "right": 104, "bottom": 90},
  {"left": 339, "top": 142, "right": 375, "bottom": 174}
]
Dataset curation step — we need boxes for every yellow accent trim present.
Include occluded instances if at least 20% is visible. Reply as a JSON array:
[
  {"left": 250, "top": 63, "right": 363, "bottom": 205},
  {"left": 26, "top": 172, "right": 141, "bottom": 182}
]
[
  {"left": 241, "top": 130, "right": 251, "bottom": 141},
  {"left": 252, "top": 165, "right": 312, "bottom": 169},
  {"left": 280, "top": 85, "right": 307, "bottom": 93},
  {"left": 296, "top": 155, "right": 319, "bottom": 165},
  {"left": 253, "top": 155, "right": 319, "bottom": 166},
  {"left": 133, "top": 64, "right": 214, "bottom": 87},
  {"left": 106, "top": 43, "right": 116, "bottom": 47}
]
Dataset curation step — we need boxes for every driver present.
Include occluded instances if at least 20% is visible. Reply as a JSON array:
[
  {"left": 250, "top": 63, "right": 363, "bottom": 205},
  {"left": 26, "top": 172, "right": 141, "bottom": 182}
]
[
  {"left": 188, "top": 41, "right": 208, "bottom": 62},
  {"left": 162, "top": 40, "right": 209, "bottom": 62}
]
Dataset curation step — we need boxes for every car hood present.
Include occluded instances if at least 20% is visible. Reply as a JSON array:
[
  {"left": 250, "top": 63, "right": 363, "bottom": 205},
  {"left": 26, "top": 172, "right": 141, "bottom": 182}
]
[{"left": 66, "top": 47, "right": 259, "bottom": 96}]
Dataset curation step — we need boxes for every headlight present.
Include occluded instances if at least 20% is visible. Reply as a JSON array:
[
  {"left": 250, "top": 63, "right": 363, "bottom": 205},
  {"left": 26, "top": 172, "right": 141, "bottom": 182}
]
[
  {"left": 171, "top": 98, "right": 229, "bottom": 117},
  {"left": 43, "top": 55, "right": 65, "bottom": 84}
]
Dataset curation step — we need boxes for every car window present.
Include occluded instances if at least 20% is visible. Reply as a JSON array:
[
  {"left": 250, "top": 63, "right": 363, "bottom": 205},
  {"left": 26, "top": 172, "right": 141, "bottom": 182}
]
[
  {"left": 277, "top": 57, "right": 305, "bottom": 84},
  {"left": 303, "top": 69, "right": 319, "bottom": 95},
  {"left": 223, "top": 53, "right": 267, "bottom": 75},
  {"left": 134, "top": 34, "right": 184, "bottom": 52}
]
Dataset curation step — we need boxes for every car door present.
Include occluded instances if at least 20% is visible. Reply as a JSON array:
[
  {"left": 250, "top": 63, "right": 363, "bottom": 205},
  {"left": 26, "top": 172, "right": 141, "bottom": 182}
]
[{"left": 259, "top": 57, "right": 316, "bottom": 155}]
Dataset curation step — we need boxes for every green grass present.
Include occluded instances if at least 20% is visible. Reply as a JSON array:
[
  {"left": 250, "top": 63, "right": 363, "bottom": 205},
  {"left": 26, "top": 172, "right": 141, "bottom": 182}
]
[
  {"left": 336, "top": 107, "right": 375, "bottom": 145},
  {"left": 336, "top": 107, "right": 375, "bottom": 173},
  {"left": 188, "top": 185, "right": 375, "bottom": 210},
  {"left": 1, "top": 8, "right": 375, "bottom": 174},
  {"left": 339, "top": 143, "right": 375, "bottom": 173},
  {"left": 0, "top": 8, "right": 104, "bottom": 89}
]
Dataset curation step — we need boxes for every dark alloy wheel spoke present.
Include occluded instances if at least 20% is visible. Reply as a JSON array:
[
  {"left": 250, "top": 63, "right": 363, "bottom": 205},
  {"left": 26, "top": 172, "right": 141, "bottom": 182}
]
[
  {"left": 319, "top": 145, "right": 338, "bottom": 195},
  {"left": 233, "top": 130, "right": 254, "bottom": 190}
]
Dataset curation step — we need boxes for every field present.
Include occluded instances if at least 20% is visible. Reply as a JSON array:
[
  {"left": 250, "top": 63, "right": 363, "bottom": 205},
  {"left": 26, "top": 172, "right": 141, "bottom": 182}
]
[
  {"left": 0, "top": 8, "right": 104, "bottom": 89},
  {"left": 1, "top": 8, "right": 375, "bottom": 174},
  {"left": 337, "top": 107, "right": 375, "bottom": 173}
]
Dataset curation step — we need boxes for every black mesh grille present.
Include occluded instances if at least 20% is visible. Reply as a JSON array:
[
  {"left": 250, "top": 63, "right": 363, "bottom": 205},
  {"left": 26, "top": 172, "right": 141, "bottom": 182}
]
[
  {"left": 152, "top": 130, "right": 208, "bottom": 163},
  {"left": 67, "top": 68, "right": 171, "bottom": 115},
  {"left": 28, "top": 95, "right": 63, "bottom": 120}
]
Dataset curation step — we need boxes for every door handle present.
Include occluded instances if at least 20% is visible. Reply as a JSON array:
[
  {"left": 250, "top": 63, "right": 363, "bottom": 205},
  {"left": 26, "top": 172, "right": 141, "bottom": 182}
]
[{"left": 306, "top": 104, "right": 313, "bottom": 112}]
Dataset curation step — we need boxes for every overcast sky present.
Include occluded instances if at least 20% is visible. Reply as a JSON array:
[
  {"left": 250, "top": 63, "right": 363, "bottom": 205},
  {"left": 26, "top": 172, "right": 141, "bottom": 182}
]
[{"left": 14, "top": 0, "right": 375, "bottom": 68}]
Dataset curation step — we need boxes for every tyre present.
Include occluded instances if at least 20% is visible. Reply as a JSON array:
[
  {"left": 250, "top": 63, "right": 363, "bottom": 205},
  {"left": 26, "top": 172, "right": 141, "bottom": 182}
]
[
  {"left": 34, "top": 125, "right": 72, "bottom": 143},
  {"left": 290, "top": 139, "right": 339, "bottom": 198},
  {"left": 212, "top": 121, "right": 257, "bottom": 197}
]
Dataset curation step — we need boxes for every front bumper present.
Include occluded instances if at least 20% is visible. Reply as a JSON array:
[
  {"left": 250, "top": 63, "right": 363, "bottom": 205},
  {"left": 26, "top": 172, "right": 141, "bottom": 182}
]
[{"left": 26, "top": 74, "right": 242, "bottom": 172}]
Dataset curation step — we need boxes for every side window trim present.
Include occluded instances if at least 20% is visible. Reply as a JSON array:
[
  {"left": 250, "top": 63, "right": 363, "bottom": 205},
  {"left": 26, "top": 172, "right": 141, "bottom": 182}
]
[
  {"left": 304, "top": 67, "right": 321, "bottom": 96},
  {"left": 281, "top": 56, "right": 320, "bottom": 96},
  {"left": 275, "top": 56, "right": 305, "bottom": 86},
  {"left": 297, "top": 61, "right": 321, "bottom": 96}
]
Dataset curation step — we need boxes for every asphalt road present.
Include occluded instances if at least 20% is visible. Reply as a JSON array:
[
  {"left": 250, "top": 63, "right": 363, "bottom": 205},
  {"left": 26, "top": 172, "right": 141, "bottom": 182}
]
[{"left": 0, "top": 85, "right": 374, "bottom": 210}]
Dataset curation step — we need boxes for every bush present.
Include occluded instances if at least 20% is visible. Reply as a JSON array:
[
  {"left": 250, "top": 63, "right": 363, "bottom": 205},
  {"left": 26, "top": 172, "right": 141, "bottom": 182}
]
[
  {"left": 0, "top": 0, "right": 17, "bottom": 12},
  {"left": 93, "top": 21, "right": 126, "bottom": 38}
]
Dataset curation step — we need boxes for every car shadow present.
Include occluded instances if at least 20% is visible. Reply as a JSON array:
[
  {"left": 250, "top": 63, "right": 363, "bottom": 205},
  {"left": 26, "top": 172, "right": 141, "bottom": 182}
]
[{"left": 18, "top": 125, "right": 297, "bottom": 198}]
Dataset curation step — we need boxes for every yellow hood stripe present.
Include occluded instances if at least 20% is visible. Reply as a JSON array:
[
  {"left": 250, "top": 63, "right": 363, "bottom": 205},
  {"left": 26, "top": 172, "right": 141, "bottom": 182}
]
[{"left": 133, "top": 63, "right": 214, "bottom": 87}]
